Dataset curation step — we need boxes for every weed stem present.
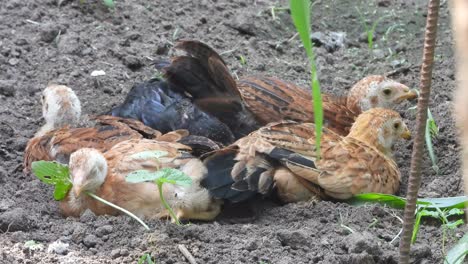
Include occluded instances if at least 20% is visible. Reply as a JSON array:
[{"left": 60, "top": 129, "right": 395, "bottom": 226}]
[{"left": 85, "top": 191, "right": 150, "bottom": 230}]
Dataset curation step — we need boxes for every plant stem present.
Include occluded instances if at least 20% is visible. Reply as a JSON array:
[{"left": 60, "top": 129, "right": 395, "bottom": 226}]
[
  {"left": 85, "top": 191, "right": 150, "bottom": 230},
  {"left": 398, "top": 0, "right": 440, "bottom": 262},
  {"left": 157, "top": 183, "right": 181, "bottom": 225}
]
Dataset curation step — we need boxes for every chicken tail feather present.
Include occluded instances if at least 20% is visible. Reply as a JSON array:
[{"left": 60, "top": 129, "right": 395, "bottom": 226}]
[{"left": 201, "top": 148, "right": 257, "bottom": 203}]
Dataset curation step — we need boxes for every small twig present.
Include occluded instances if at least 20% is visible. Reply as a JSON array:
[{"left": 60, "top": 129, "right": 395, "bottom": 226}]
[
  {"left": 390, "top": 210, "right": 404, "bottom": 245},
  {"left": 220, "top": 46, "right": 239, "bottom": 56},
  {"left": 25, "top": 19, "right": 41, "bottom": 25},
  {"left": 178, "top": 244, "right": 197, "bottom": 264}
]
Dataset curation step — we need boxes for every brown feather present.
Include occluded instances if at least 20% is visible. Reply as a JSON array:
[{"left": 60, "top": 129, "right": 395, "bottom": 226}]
[
  {"left": 23, "top": 116, "right": 162, "bottom": 174},
  {"left": 61, "top": 139, "right": 221, "bottom": 220},
  {"left": 223, "top": 108, "right": 404, "bottom": 202}
]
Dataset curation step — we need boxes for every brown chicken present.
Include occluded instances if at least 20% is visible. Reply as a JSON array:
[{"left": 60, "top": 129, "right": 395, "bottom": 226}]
[
  {"left": 24, "top": 84, "right": 219, "bottom": 174},
  {"left": 35, "top": 84, "right": 82, "bottom": 137},
  {"left": 160, "top": 40, "right": 417, "bottom": 136},
  {"left": 202, "top": 108, "right": 411, "bottom": 203},
  {"left": 61, "top": 139, "right": 222, "bottom": 221},
  {"left": 23, "top": 84, "right": 163, "bottom": 173}
]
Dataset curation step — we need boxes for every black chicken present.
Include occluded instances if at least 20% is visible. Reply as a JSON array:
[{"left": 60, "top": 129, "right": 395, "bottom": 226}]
[{"left": 108, "top": 78, "right": 235, "bottom": 145}]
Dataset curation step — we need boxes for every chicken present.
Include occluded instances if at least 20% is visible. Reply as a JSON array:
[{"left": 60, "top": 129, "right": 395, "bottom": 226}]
[
  {"left": 24, "top": 84, "right": 219, "bottom": 174},
  {"left": 201, "top": 108, "right": 411, "bottom": 203},
  {"left": 35, "top": 84, "right": 81, "bottom": 137},
  {"left": 108, "top": 77, "right": 235, "bottom": 145},
  {"left": 159, "top": 40, "right": 417, "bottom": 136},
  {"left": 61, "top": 139, "right": 222, "bottom": 221}
]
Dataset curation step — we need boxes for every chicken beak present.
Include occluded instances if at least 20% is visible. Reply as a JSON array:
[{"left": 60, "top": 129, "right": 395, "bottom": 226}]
[
  {"left": 74, "top": 186, "right": 83, "bottom": 197},
  {"left": 396, "top": 89, "right": 418, "bottom": 103},
  {"left": 401, "top": 128, "right": 412, "bottom": 140},
  {"left": 72, "top": 170, "right": 86, "bottom": 197}
]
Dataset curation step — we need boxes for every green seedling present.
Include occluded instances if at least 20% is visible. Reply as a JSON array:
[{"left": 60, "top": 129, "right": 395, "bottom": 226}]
[
  {"left": 350, "top": 193, "right": 466, "bottom": 251},
  {"left": 24, "top": 240, "right": 44, "bottom": 251},
  {"left": 102, "top": 0, "right": 114, "bottom": 9},
  {"left": 290, "top": 0, "right": 323, "bottom": 158},
  {"left": 138, "top": 253, "right": 155, "bottom": 264},
  {"left": 445, "top": 233, "right": 468, "bottom": 264},
  {"left": 32, "top": 160, "right": 150, "bottom": 230},
  {"left": 412, "top": 207, "right": 464, "bottom": 253},
  {"left": 238, "top": 55, "right": 247, "bottom": 65},
  {"left": 355, "top": 7, "right": 390, "bottom": 50},
  {"left": 126, "top": 150, "right": 193, "bottom": 226}
]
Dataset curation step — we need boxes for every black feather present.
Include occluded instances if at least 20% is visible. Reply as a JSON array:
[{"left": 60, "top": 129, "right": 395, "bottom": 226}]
[
  {"left": 267, "top": 148, "right": 316, "bottom": 169},
  {"left": 202, "top": 149, "right": 256, "bottom": 203},
  {"left": 108, "top": 78, "right": 235, "bottom": 145}
]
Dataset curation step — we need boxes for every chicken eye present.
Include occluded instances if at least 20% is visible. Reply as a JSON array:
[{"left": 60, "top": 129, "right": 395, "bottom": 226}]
[
  {"left": 393, "top": 122, "right": 400, "bottom": 129},
  {"left": 383, "top": 88, "right": 392, "bottom": 96}
]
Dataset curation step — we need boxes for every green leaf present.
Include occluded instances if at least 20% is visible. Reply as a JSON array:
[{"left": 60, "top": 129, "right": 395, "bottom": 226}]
[
  {"left": 445, "top": 233, "right": 468, "bottom": 264},
  {"left": 126, "top": 170, "right": 160, "bottom": 183},
  {"left": 126, "top": 168, "right": 192, "bottom": 187},
  {"left": 349, "top": 193, "right": 468, "bottom": 210},
  {"left": 444, "top": 219, "right": 464, "bottom": 230},
  {"left": 289, "top": 0, "right": 311, "bottom": 58},
  {"left": 155, "top": 168, "right": 192, "bottom": 187},
  {"left": 419, "top": 197, "right": 468, "bottom": 210},
  {"left": 425, "top": 109, "right": 439, "bottom": 173},
  {"left": 130, "top": 150, "right": 168, "bottom": 160},
  {"left": 102, "top": 0, "right": 114, "bottom": 9},
  {"left": 24, "top": 240, "right": 44, "bottom": 251},
  {"left": 31, "top": 161, "right": 72, "bottom": 201},
  {"left": 289, "top": 0, "right": 323, "bottom": 157},
  {"left": 349, "top": 193, "right": 409, "bottom": 208},
  {"left": 446, "top": 208, "right": 465, "bottom": 217}
]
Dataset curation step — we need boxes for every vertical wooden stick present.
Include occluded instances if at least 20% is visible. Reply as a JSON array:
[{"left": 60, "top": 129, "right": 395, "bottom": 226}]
[{"left": 398, "top": 0, "right": 440, "bottom": 263}]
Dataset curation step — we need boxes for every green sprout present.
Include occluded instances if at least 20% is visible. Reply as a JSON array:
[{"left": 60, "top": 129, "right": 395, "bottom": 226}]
[
  {"left": 412, "top": 207, "right": 464, "bottom": 253},
  {"left": 125, "top": 150, "right": 193, "bottom": 226},
  {"left": 290, "top": 0, "right": 323, "bottom": 158},
  {"left": 238, "top": 55, "right": 247, "bottom": 66},
  {"left": 102, "top": 0, "right": 114, "bottom": 9},
  {"left": 138, "top": 253, "right": 155, "bottom": 264},
  {"left": 31, "top": 160, "right": 150, "bottom": 230},
  {"left": 24, "top": 240, "right": 44, "bottom": 251},
  {"left": 355, "top": 7, "right": 390, "bottom": 50}
]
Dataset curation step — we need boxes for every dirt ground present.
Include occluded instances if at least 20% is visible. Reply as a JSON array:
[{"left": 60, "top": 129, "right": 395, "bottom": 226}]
[{"left": 0, "top": 0, "right": 466, "bottom": 263}]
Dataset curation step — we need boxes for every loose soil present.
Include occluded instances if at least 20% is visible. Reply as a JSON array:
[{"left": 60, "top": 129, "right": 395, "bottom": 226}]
[{"left": 0, "top": 0, "right": 466, "bottom": 263}]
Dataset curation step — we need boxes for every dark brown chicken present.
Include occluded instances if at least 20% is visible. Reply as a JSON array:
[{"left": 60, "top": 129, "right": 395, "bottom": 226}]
[{"left": 160, "top": 40, "right": 417, "bottom": 136}]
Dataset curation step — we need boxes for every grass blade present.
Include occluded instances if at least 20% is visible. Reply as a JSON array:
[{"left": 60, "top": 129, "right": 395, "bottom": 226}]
[
  {"left": 349, "top": 193, "right": 468, "bottom": 210},
  {"left": 290, "top": 0, "right": 323, "bottom": 157},
  {"left": 425, "top": 109, "right": 439, "bottom": 173},
  {"left": 445, "top": 232, "right": 468, "bottom": 264}
]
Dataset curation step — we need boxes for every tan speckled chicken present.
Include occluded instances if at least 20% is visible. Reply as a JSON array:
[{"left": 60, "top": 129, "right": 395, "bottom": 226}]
[
  {"left": 61, "top": 139, "right": 222, "bottom": 221},
  {"left": 160, "top": 40, "right": 417, "bottom": 136},
  {"left": 202, "top": 108, "right": 411, "bottom": 203}
]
